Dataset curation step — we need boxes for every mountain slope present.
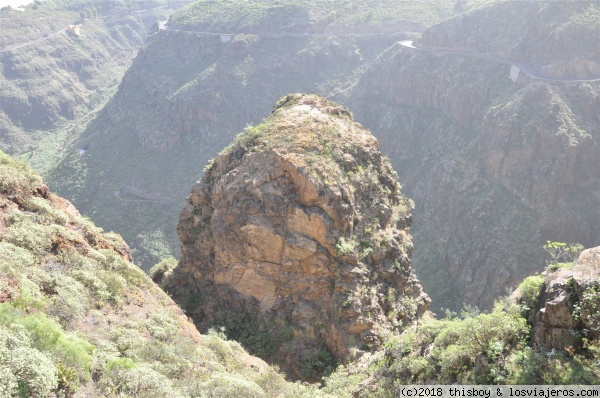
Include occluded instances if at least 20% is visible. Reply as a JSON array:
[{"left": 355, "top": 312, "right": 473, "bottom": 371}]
[
  {"left": 343, "top": 0, "right": 600, "bottom": 310},
  {"left": 0, "top": 0, "right": 175, "bottom": 172},
  {"left": 48, "top": 0, "right": 470, "bottom": 269},
  {"left": 0, "top": 150, "right": 322, "bottom": 397}
]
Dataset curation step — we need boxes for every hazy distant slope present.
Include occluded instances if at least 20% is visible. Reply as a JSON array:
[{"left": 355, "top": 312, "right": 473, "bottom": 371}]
[
  {"left": 344, "top": 0, "right": 600, "bottom": 310},
  {"left": 0, "top": 0, "right": 173, "bottom": 171},
  {"left": 169, "top": 0, "right": 463, "bottom": 33}
]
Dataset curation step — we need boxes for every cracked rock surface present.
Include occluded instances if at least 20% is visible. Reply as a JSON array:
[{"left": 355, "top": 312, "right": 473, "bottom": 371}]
[{"left": 167, "top": 94, "right": 429, "bottom": 379}]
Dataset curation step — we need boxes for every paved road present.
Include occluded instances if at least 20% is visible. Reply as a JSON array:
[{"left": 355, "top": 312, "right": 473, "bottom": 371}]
[
  {"left": 0, "top": 5, "right": 171, "bottom": 53},
  {"left": 398, "top": 40, "right": 600, "bottom": 83},
  {"left": 158, "top": 22, "right": 409, "bottom": 39},
  {"left": 114, "top": 190, "right": 173, "bottom": 204}
]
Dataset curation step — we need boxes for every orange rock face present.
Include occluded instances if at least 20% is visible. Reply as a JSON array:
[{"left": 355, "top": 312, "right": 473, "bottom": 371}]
[{"left": 168, "top": 94, "right": 429, "bottom": 379}]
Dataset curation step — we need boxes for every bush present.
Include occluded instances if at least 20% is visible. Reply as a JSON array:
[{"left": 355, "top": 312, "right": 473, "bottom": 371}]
[
  {"left": 544, "top": 241, "right": 583, "bottom": 269},
  {"left": 2, "top": 213, "right": 53, "bottom": 255},
  {"left": 0, "top": 242, "right": 36, "bottom": 276},
  {"left": 518, "top": 274, "right": 545, "bottom": 310},
  {"left": 145, "top": 312, "right": 178, "bottom": 342},
  {"left": 0, "top": 152, "right": 41, "bottom": 195},
  {"left": 190, "top": 374, "right": 266, "bottom": 398},
  {"left": 0, "top": 304, "right": 94, "bottom": 384},
  {"left": 21, "top": 196, "right": 69, "bottom": 225},
  {"left": 298, "top": 348, "right": 336, "bottom": 380},
  {"left": 579, "top": 286, "right": 600, "bottom": 331},
  {"left": 100, "top": 360, "right": 181, "bottom": 398},
  {"left": 213, "top": 313, "right": 279, "bottom": 359},
  {"left": 149, "top": 257, "right": 178, "bottom": 285},
  {"left": 0, "top": 324, "right": 58, "bottom": 398},
  {"left": 45, "top": 274, "right": 89, "bottom": 327}
]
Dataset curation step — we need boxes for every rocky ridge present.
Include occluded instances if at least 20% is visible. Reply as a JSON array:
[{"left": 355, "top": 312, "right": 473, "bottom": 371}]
[{"left": 167, "top": 94, "right": 429, "bottom": 379}]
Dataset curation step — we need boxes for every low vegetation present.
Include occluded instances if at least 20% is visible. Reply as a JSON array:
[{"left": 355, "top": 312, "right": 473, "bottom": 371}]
[
  {"left": 1, "top": 144, "right": 600, "bottom": 396},
  {"left": 322, "top": 301, "right": 600, "bottom": 395},
  {"left": 169, "top": 0, "right": 483, "bottom": 32},
  {"left": 0, "top": 151, "right": 324, "bottom": 397}
]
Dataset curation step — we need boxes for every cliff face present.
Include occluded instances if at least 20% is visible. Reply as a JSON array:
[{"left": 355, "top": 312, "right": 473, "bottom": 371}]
[
  {"left": 527, "top": 247, "right": 600, "bottom": 351},
  {"left": 344, "top": 1, "right": 600, "bottom": 310},
  {"left": 168, "top": 94, "right": 429, "bottom": 379}
]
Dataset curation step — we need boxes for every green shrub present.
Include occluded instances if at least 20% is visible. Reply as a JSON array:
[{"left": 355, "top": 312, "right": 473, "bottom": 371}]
[
  {"left": 136, "top": 341, "right": 191, "bottom": 378},
  {"left": 579, "top": 286, "right": 600, "bottom": 331},
  {"left": 506, "top": 345, "right": 600, "bottom": 384},
  {"left": 0, "top": 152, "right": 41, "bottom": 195},
  {"left": 0, "top": 242, "right": 36, "bottom": 277},
  {"left": 213, "top": 313, "right": 279, "bottom": 359},
  {"left": 100, "top": 361, "right": 181, "bottom": 398},
  {"left": 97, "top": 249, "right": 148, "bottom": 287},
  {"left": 543, "top": 241, "right": 583, "bottom": 270},
  {"left": 45, "top": 274, "right": 89, "bottom": 327},
  {"left": 518, "top": 274, "right": 545, "bottom": 309},
  {"left": 2, "top": 213, "right": 53, "bottom": 255},
  {"left": 21, "top": 196, "right": 69, "bottom": 225},
  {"left": 0, "top": 305, "right": 94, "bottom": 393},
  {"left": 12, "top": 278, "right": 46, "bottom": 311},
  {"left": 0, "top": 324, "right": 58, "bottom": 398},
  {"left": 190, "top": 374, "right": 266, "bottom": 398},
  {"left": 149, "top": 257, "right": 178, "bottom": 285},
  {"left": 298, "top": 348, "right": 336, "bottom": 380},
  {"left": 110, "top": 327, "right": 144, "bottom": 356},
  {"left": 70, "top": 269, "right": 112, "bottom": 307},
  {"left": 145, "top": 312, "right": 178, "bottom": 342}
]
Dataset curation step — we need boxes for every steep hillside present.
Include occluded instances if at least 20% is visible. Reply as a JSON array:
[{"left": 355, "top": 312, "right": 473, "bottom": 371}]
[
  {"left": 0, "top": 0, "right": 176, "bottom": 171},
  {"left": 0, "top": 150, "right": 331, "bottom": 397},
  {"left": 48, "top": 0, "right": 471, "bottom": 269},
  {"left": 320, "top": 247, "right": 600, "bottom": 391},
  {"left": 343, "top": 0, "right": 600, "bottom": 310},
  {"left": 166, "top": 94, "right": 429, "bottom": 380},
  {"left": 1, "top": 150, "right": 597, "bottom": 396}
]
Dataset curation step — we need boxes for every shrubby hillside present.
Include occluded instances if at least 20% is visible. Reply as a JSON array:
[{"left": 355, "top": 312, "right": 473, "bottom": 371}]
[
  {"left": 0, "top": 151, "right": 325, "bottom": 397},
  {"left": 1, "top": 109, "right": 599, "bottom": 394}
]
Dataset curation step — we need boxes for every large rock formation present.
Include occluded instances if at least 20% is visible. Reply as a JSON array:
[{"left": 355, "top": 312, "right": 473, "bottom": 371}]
[
  {"left": 168, "top": 94, "right": 429, "bottom": 379},
  {"left": 528, "top": 247, "right": 600, "bottom": 350}
]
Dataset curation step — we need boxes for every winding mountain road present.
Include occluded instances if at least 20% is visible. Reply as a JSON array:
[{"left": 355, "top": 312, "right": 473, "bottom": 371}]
[
  {"left": 0, "top": 5, "right": 171, "bottom": 53},
  {"left": 398, "top": 40, "right": 600, "bottom": 83}
]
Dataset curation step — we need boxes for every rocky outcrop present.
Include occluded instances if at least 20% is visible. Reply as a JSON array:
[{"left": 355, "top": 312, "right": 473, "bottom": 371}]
[
  {"left": 525, "top": 247, "right": 600, "bottom": 350},
  {"left": 167, "top": 94, "right": 429, "bottom": 379}
]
